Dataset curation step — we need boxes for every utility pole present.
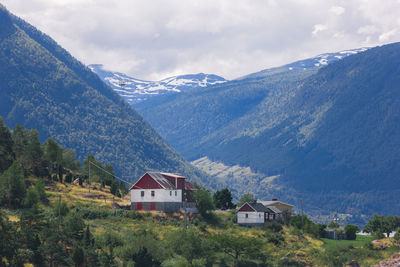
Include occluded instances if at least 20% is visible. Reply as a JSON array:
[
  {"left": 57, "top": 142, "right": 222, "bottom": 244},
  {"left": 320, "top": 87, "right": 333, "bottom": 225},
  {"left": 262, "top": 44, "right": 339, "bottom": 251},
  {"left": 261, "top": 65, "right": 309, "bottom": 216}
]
[
  {"left": 58, "top": 195, "right": 61, "bottom": 231},
  {"left": 89, "top": 160, "right": 91, "bottom": 193}
]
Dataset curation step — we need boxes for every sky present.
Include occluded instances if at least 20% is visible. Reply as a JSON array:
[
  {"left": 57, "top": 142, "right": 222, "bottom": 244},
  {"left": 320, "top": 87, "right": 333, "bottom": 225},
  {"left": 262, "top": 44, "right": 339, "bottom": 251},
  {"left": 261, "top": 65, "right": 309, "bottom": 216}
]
[{"left": 2, "top": 0, "right": 400, "bottom": 80}]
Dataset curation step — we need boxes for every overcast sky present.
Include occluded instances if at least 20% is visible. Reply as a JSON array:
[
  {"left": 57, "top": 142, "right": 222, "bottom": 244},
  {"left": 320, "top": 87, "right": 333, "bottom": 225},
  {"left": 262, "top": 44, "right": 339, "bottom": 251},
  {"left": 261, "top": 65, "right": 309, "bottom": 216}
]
[{"left": 2, "top": 0, "right": 400, "bottom": 80}]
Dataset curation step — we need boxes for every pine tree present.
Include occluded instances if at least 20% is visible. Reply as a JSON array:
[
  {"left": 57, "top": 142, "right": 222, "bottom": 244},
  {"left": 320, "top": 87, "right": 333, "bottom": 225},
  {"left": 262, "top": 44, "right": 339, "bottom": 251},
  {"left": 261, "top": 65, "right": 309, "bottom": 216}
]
[
  {"left": 0, "top": 162, "right": 26, "bottom": 208},
  {"left": 0, "top": 117, "right": 14, "bottom": 173}
]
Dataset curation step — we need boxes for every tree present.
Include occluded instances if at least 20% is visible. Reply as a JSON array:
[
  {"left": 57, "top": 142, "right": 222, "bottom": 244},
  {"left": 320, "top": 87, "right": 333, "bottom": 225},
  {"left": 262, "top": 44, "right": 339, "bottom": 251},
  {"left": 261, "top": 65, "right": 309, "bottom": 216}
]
[
  {"left": 25, "top": 129, "right": 43, "bottom": 177},
  {"left": 364, "top": 215, "right": 394, "bottom": 238},
  {"left": 213, "top": 188, "right": 235, "bottom": 210},
  {"left": 213, "top": 233, "right": 265, "bottom": 267},
  {"left": 11, "top": 124, "right": 27, "bottom": 163},
  {"left": 167, "top": 228, "right": 216, "bottom": 265},
  {"left": 65, "top": 172, "right": 73, "bottom": 183},
  {"left": 23, "top": 188, "right": 40, "bottom": 208},
  {"left": 35, "top": 179, "right": 47, "bottom": 200},
  {"left": 394, "top": 228, "right": 400, "bottom": 243},
  {"left": 0, "top": 162, "right": 26, "bottom": 208},
  {"left": 0, "top": 117, "right": 14, "bottom": 173},
  {"left": 110, "top": 181, "right": 119, "bottom": 196},
  {"left": 236, "top": 193, "right": 255, "bottom": 207},
  {"left": 62, "top": 148, "right": 79, "bottom": 171},
  {"left": 344, "top": 224, "right": 359, "bottom": 240},
  {"left": 44, "top": 138, "right": 63, "bottom": 179},
  {"left": 72, "top": 246, "right": 85, "bottom": 267},
  {"left": 328, "top": 221, "right": 340, "bottom": 229},
  {"left": 193, "top": 188, "right": 215, "bottom": 218}
]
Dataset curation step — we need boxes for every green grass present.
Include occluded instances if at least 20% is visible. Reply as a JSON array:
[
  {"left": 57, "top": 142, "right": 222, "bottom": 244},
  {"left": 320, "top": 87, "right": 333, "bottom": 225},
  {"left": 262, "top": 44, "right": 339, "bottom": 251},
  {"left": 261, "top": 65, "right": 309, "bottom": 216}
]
[{"left": 322, "top": 234, "right": 374, "bottom": 249}]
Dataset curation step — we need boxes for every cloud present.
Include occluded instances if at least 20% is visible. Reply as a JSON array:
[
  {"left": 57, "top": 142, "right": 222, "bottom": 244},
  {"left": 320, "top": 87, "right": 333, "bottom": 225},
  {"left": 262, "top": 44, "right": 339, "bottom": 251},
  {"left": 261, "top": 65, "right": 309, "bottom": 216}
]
[
  {"left": 2, "top": 0, "right": 400, "bottom": 80},
  {"left": 379, "top": 29, "right": 397, "bottom": 42},
  {"left": 312, "top": 24, "right": 328, "bottom": 36},
  {"left": 330, "top": 6, "right": 345, "bottom": 15}
]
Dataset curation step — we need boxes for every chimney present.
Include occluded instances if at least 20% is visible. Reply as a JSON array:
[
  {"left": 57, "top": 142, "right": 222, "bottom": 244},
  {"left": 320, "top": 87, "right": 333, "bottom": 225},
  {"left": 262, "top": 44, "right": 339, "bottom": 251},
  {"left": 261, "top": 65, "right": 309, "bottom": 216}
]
[{"left": 271, "top": 198, "right": 278, "bottom": 201}]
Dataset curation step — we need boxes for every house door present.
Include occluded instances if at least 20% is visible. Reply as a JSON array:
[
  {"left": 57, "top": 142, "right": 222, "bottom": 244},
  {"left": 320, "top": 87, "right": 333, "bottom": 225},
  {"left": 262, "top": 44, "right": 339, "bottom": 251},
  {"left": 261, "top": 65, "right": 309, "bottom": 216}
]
[
  {"left": 150, "top": 202, "right": 156, "bottom": 211},
  {"left": 137, "top": 202, "right": 142, "bottom": 210}
]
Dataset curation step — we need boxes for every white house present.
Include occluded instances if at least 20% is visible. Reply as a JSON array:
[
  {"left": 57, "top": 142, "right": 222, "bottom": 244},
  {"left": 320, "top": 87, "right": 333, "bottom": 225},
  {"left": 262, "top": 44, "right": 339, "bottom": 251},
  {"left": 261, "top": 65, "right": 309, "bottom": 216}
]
[
  {"left": 129, "top": 172, "right": 197, "bottom": 213},
  {"left": 237, "top": 201, "right": 270, "bottom": 226}
]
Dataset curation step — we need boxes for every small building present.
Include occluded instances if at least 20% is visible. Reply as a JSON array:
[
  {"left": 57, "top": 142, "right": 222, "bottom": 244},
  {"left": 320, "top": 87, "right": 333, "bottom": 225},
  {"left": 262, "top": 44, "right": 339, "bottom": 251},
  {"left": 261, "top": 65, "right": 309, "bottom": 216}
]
[
  {"left": 237, "top": 201, "right": 270, "bottom": 226},
  {"left": 130, "top": 172, "right": 197, "bottom": 213},
  {"left": 259, "top": 198, "right": 293, "bottom": 213},
  {"left": 265, "top": 206, "right": 283, "bottom": 221}
]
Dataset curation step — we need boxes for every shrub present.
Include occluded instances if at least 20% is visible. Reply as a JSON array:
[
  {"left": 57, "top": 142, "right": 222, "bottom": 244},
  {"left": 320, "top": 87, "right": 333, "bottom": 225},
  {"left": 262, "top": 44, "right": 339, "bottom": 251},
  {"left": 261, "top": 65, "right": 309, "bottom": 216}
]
[
  {"left": 65, "top": 172, "right": 73, "bottom": 183},
  {"left": 344, "top": 224, "right": 360, "bottom": 240},
  {"left": 263, "top": 221, "right": 283, "bottom": 233}
]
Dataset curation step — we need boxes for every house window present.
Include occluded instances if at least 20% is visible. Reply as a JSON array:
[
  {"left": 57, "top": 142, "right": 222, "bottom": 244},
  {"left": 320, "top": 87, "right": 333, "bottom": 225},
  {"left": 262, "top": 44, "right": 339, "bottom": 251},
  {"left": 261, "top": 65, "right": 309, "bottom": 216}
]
[
  {"left": 141, "top": 191, "right": 144, "bottom": 197},
  {"left": 170, "top": 191, "right": 172, "bottom": 196},
  {"left": 175, "top": 191, "right": 177, "bottom": 196},
  {"left": 259, "top": 214, "right": 261, "bottom": 218},
  {"left": 245, "top": 213, "right": 248, "bottom": 218},
  {"left": 151, "top": 191, "right": 155, "bottom": 197}
]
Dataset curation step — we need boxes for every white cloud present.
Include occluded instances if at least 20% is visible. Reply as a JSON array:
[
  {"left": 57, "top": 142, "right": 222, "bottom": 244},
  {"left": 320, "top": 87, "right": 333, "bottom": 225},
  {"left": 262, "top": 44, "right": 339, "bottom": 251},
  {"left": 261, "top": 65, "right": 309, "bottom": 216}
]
[
  {"left": 330, "top": 6, "right": 345, "bottom": 15},
  {"left": 2, "top": 0, "right": 400, "bottom": 80},
  {"left": 379, "top": 29, "right": 397, "bottom": 42},
  {"left": 312, "top": 24, "right": 328, "bottom": 36}
]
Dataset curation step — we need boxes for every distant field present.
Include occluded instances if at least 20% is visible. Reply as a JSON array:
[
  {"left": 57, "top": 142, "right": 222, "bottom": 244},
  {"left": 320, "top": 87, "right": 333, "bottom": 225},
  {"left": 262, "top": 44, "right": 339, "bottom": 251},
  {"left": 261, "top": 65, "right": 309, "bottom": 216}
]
[{"left": 322, "top": 235, "right": 374, "bottom": 249}]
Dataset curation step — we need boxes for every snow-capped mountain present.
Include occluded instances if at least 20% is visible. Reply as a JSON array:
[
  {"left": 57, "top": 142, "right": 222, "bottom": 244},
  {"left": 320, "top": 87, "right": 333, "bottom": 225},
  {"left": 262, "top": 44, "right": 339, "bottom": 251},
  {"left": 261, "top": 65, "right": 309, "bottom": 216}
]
[
  {"left": 88, "top": 64, "right": 227, "bottom": 105},
  {"left": 239, "top": 47, "right": 370, "bottom": 80}
]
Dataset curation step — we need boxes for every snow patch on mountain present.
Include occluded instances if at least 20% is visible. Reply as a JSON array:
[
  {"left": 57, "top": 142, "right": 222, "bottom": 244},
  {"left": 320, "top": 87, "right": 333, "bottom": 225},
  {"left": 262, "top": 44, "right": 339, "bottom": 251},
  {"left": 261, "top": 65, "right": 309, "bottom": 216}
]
[
  {"left": 88, "top": 64, "right": 227, "bottom": 105},
  {"left": 238, "top": 47, "right": 370, "bottom": 80}
]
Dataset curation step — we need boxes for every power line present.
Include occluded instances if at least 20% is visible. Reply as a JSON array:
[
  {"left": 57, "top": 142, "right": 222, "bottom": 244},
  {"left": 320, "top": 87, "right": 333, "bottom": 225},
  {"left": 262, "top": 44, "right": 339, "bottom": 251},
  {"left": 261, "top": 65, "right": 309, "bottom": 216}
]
[{"left": 88, "top": 160, "right": 132, "bottom": 188}]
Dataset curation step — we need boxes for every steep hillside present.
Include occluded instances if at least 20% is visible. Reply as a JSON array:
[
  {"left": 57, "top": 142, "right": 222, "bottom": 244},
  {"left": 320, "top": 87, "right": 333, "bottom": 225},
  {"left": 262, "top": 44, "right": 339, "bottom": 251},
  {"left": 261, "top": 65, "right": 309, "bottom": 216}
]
[
  {"left": 89, "top": 64, "right": 226, "bottom": 105},
  {"left": 0, "top": 5, "right": 209, "bottom": 184},
  {"left": 136, "top": 69, "right": 317, "bottom": 157}
]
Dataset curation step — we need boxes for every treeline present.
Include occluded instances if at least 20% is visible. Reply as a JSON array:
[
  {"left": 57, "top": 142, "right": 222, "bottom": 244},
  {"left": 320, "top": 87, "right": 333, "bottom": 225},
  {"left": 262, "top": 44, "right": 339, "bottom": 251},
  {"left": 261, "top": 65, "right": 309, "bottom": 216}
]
[{"left": 0, "top": 116, "right": 126, "bottom": 209}]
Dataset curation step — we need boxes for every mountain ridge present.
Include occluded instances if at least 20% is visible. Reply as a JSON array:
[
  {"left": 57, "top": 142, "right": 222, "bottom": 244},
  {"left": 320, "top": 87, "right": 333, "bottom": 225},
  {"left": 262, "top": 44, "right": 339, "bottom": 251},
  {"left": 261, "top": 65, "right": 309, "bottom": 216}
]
[{"left": 89, "top": 64, "right": 227, "bottom": 105}]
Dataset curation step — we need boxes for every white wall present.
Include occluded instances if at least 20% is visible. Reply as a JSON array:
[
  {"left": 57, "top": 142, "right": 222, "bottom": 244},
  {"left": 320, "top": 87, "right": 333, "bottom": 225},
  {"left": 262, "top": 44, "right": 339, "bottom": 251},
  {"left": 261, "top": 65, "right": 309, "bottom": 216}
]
[
  {"left": 131, "top": 189, "right": 182, "bottom": 203},
  {"left": 237, "top": 211, "right": 265, "bottom": 224}
]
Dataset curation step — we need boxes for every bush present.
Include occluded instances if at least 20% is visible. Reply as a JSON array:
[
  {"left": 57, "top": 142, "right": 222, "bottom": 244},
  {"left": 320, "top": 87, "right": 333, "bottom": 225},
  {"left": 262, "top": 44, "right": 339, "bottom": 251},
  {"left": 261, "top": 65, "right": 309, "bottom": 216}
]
[
  {"left": 65, "top": 172, "right": 73, "bottom": 183},
  {"left": 394, "top": 229, "right": 400, "bottom": 242},
  {"left": 23, "top": 188, "right": 40, "bottom": 208},
  {"left": 265, "top": 232, "right": 284, "bottom": 245},
  {"left": 263, "top": 221, "right": 283, "bottom": 233},
  {"left": 344, "top": 224, "right": 360, "bottom": 240}
]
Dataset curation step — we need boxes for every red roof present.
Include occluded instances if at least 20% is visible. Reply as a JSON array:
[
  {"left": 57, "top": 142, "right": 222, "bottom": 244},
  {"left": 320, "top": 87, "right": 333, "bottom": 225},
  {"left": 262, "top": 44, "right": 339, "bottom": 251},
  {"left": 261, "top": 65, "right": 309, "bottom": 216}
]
[
  {"left": 185, "top": 181, "right": 196, "bottom": 190},
  {"left": 130, "top": 172, "right": 196, "bottom": 191}
]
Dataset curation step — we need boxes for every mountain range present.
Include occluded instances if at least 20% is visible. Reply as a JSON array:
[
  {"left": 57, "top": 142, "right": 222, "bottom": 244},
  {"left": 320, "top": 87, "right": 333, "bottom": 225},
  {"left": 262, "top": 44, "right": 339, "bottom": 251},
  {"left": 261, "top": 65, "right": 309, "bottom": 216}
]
[
  {"left": 0, "top": 4, "right": 210, "bottom": 185},
  {"left": 88, "top": 64, "right": 226, "bottom": 105},
  {"left": 91, "top": 48, "right": 368, "bottom": 106},
  {"left": 124, "top": 43, "right": 400, "bottom": 223}
]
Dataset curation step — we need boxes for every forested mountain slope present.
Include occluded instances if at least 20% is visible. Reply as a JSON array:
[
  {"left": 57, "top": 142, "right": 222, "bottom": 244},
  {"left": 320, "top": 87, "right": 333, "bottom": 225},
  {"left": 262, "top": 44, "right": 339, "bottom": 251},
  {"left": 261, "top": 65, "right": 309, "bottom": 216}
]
[
  {"left": 0, "top": 5, "right": 209, "bottom": 184},
  {"left": 136, "top": 69, "right": 317, "bottom": 158},
  {"left": 137, "top": 43, "right": 400, "bottom": 220}
]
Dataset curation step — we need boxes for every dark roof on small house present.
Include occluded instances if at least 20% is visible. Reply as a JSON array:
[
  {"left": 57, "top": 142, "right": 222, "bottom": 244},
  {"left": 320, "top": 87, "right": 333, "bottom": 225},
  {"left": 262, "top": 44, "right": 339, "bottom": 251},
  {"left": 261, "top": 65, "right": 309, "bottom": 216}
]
[
  {"left": 259, "top": 200, "right": 293, "bottom": 207},
  {"left": 266, "top": 206, "right": 282, "bottom": 214}
]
